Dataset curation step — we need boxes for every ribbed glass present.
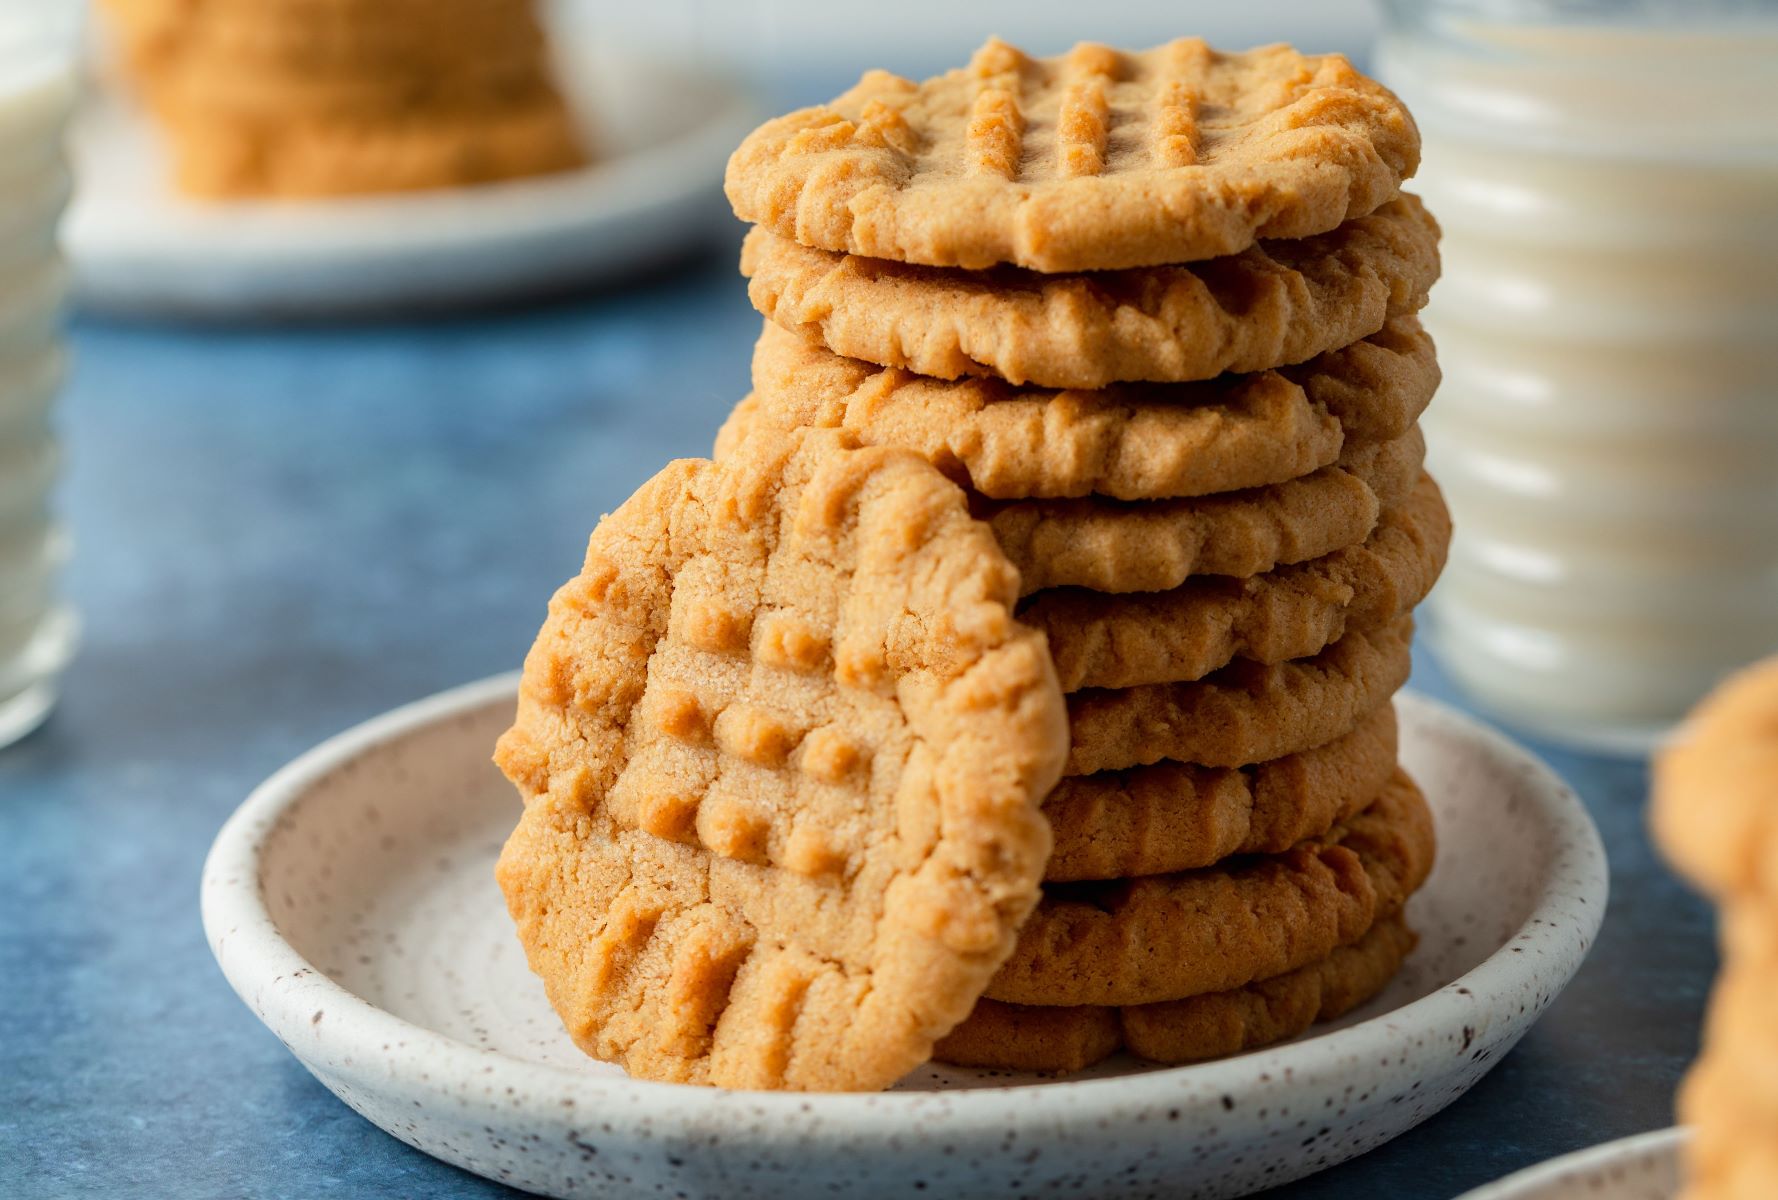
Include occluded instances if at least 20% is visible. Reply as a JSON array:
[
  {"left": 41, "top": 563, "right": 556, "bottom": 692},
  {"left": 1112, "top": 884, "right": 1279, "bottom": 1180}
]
[{"left": 1376, "top": 0, "right": 1778, "bottom": 753}]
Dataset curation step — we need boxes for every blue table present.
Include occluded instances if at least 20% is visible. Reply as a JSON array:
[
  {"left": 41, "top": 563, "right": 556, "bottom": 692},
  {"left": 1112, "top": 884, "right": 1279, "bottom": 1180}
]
[{"left": 0, "top": 244, "right": 1714, "bottom": 1199}]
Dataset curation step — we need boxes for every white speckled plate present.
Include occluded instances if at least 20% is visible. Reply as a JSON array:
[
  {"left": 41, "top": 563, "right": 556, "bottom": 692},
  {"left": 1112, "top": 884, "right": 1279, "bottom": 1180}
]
[
  {"left": 65, "top": 32, "right": 759, "bottom": 317},
  {"left": 1456, "top": 1128, "right": 1685, "bottom": 1199},
  {"left": 202, "top": 677, "right": 1608, "bottom": 1200}
]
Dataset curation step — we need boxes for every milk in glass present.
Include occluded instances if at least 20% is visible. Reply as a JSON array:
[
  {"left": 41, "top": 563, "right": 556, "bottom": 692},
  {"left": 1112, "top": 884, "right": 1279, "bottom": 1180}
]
[{"left": 1377, "top": 3, "right": 1778, "bottom": 752}]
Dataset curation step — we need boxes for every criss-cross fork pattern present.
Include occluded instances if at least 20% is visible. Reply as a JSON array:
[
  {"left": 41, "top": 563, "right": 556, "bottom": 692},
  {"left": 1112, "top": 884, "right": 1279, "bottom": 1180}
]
[
  {"left": 956, "top": 40, "right": 1209, "bottom": 181},
  {"left": 802, "top": 39, "right": 1220, "bottom": 182},
  {"left": 832, "top": 38, "right": 1223, "bottom": 184},
  {"left": 731, "top": 34, "right": 1419, "bottom": 272},
  {"left": 604, "top": 581, "right": 892, "bottom": 879}
]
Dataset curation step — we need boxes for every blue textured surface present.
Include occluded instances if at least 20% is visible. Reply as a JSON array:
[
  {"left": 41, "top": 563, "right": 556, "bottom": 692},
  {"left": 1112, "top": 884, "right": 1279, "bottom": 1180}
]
[{"left": 0, "top": 245, "right": 1715, "bottom": 1200}]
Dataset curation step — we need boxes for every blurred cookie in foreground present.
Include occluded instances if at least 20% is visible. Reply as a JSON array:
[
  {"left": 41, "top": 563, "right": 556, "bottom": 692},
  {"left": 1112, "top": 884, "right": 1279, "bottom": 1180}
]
[
  {"left": 1653, "top": 655, "right": 1778, "bottom": 1200},
  {"left": 98, "top": 0, "right": 587, "bottom": 198}
]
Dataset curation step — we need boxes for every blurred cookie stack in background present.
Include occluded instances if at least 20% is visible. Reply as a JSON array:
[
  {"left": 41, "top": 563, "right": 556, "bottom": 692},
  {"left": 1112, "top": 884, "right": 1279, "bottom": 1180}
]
[
  {"left": 97, "top": 0, "right": 586, "bottom": 197},
  {"left": 1655, "top": 657, "right": 1778, "bottom": 1199},
  {"left": 720, "top": 38, "right": 1448, "bottom": 1070}
]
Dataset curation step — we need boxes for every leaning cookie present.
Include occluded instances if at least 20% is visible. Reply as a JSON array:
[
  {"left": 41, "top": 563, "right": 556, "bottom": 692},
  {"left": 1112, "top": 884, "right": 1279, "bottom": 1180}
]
[{"left": 494, "top": 424, "right": 1067, "bottom": 1091}]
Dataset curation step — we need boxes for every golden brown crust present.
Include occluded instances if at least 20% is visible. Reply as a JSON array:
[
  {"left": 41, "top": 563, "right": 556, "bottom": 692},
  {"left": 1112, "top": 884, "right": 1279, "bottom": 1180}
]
[
  {"left": 725, "top": 38, "right": 1419, "bottom": 272},
  {"left": 984, "top": 769, "right": 1434, "bottom": 1006},
  {"left": 1025, "top": 474, "right": 1449, "bottom": 690},
  {"left": 731, "top": 317, "right": 1438, "bottom": 502},
  {"left": 493, "top": 426, "right": 1067, "bottom": 1090},
  {"left": 740, "top": 195, "right": 1440, "bottom": 389},
  {"left": 1064, "top": 618, "right": 1413, "bottom": 774},
  {"left": 1283, "top": 315, "right": 1440, "bottom": 444},
  {"left": 988, "top": 426, "right": 1424, "bottom": 596},
  {"left": 935, "top": 915, "right": 1417, "bottom": 1070},
  {"left": 1043, "top": 706, "right": 1398, "bottom": 882}
]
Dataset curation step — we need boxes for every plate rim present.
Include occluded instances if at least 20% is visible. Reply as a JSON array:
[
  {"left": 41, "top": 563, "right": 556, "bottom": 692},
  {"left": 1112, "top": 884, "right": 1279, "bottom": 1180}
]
[
  {"left": 202, "top": 673, "right": 1609, "bottom": 1127},
  {"left": 1452, "top": 1127, "right": 1686, "bottom": 1199}
]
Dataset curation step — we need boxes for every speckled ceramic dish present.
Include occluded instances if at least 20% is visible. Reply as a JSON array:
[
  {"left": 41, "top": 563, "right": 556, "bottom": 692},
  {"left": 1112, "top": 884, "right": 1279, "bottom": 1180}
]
[
  {"left": 1456, "top": 1128, "right": 1685, "bottom": 1199},
  {"left": 203, "top": 676, "right": 1608, "bottom": 1200}
]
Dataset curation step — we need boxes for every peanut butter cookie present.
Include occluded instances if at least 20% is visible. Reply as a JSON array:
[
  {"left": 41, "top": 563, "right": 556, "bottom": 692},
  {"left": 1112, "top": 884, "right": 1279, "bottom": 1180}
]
[
  {"left": 1064, "top": 617, "right": 1413, "bottom": 774},
  {"left": 726, "top": 38, "right": 1419, "bottom": 272},
  {"left": 725, "top": 316, "right": 1438, "bottom": 501},
  {"left": 984, "top": 768, "right": 1434, "bottom": 1006},
  {"left": 740, "top": 195, "right": 1439, "bottom": 389},
  {"left": 991, "top": 426, "right": 1423, "bottom": 596},
  {"left": 1026, "top": 474, "right": 1448, "bottom": 690},
  {"left": 1044, "top": 706, "right": 1397, "bottom": 882},
  {"left": 494, "top": 426, "right": 1067, "bottom": 1090},
  {"left": 936, "top": 915, "right": 1417, "bottom": 1070}
]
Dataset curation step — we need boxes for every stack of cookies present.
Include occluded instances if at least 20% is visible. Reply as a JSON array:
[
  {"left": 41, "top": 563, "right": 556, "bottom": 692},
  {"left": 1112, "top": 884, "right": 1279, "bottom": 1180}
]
[
  {"left": 494, "top": 36, "right": 1448, "bottom": 1091},
  {"left": 720, "top": 38, "right": 1448, "bottom": 1071},
  {"left": 99, "top": 0, "right": 586, "bottom": 197},
  {"left": 1655, "top": 657, "right": 1778, "bottom": 1198}
]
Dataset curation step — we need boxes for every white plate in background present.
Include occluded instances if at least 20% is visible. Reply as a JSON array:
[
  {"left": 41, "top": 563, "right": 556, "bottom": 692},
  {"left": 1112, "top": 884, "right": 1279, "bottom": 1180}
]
[
  {"left": 202, "top": 680, "right": 1608, "bottom": 1200},
  {"left": 1456, "top": 1128, "right": 1685, "bottom": 1200},
  {"left": 64, "top": 38, "right": 758, "bottom": 317}
]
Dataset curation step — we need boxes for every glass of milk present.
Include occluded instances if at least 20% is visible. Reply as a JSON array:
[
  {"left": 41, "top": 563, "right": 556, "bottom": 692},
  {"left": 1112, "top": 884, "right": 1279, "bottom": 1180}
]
[
  {"left": 0, "top": 4, "right": 79, "bottom": 748},
  {"left": 1376, "top": 0, "right": 1778, "bottom": 755}
]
